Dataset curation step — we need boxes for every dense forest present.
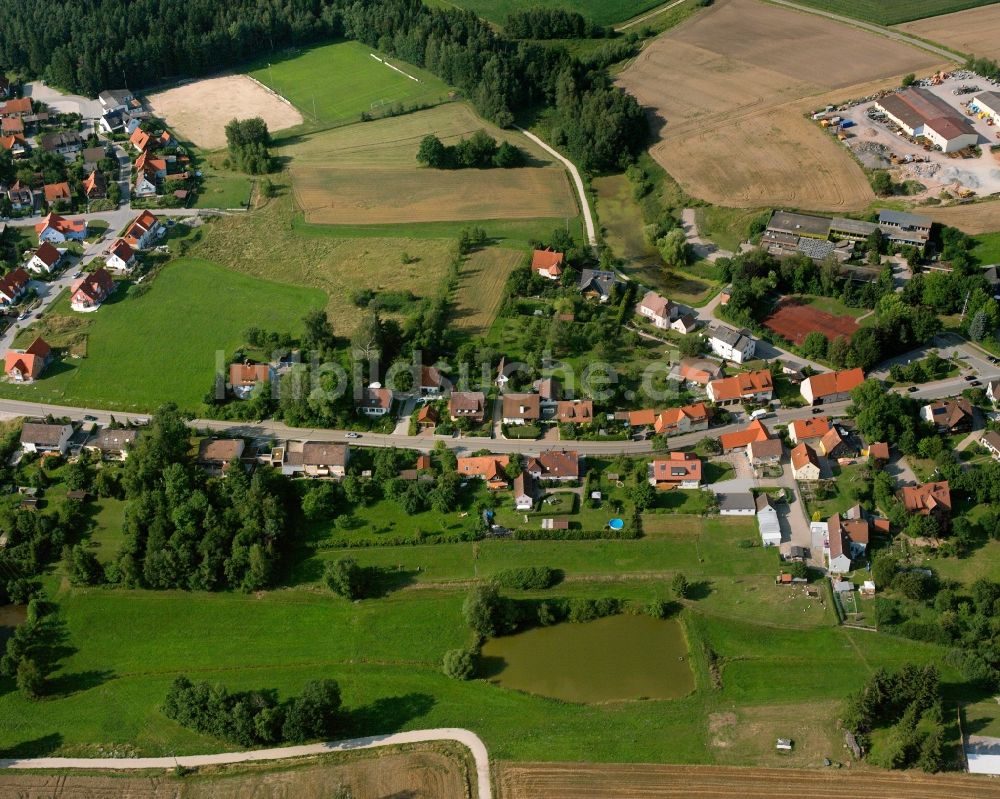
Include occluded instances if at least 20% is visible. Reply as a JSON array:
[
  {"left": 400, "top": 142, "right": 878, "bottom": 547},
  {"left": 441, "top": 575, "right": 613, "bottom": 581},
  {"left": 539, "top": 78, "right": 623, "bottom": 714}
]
[{"left": 0, "top": 0, "right": 648, "bottom": 172}]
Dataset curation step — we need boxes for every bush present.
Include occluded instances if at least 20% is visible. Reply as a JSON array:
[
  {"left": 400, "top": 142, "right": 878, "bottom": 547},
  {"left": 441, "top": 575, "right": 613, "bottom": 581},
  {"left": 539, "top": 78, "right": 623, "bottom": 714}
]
[
  {"left": 324, "top": 558, "right": 366, "bottom": 600},
  {"left": 493, "top": 566, "right": 559, "bottom": 590},
  {"left": 672, "top": 572, "right": 691, "bottom": 599},
  {"left": 442, "top": 647, "right": 477, "bottom": 680}
]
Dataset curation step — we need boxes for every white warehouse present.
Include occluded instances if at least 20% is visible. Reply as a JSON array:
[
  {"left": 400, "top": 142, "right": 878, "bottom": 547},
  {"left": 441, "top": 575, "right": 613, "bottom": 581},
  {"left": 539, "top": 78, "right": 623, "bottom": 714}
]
[{"left": 875, "top": 87, "right": 979, "bottom": 153}]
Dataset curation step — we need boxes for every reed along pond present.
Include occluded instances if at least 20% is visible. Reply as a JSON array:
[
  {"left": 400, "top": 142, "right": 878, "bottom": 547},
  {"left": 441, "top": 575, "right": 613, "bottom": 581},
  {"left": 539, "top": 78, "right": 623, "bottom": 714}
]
[{"left": 479, "top": 614, "right": 694, "bottom": 703}]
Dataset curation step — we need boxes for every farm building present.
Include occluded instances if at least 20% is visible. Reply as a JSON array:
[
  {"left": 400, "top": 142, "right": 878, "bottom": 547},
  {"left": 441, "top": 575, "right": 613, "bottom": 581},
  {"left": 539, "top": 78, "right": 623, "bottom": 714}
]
[
  {"left": 800, "top": 367, "right": 865, "bottom": 405},
  {"left": 875, "top": 87, "right": 978, "bottom": 153},
  {"left": 970, "top": 91, "right": 1000, "bottom": 124},
  {"left": 756, "top": 493, "right": 781, "bottom": 547}
]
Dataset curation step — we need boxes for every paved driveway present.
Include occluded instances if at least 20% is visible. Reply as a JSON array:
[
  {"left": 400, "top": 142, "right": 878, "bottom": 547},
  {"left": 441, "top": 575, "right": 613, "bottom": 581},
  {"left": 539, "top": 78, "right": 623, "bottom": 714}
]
[{"left": 25, "top": 81, "right": 104, "bottom": 119}]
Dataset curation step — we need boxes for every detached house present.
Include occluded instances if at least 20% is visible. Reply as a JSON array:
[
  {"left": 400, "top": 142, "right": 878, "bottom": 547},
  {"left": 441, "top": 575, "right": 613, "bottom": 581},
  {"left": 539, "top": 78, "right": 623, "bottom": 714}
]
[
  {"left": 20, "top": 422, "right": 72, "bottom": 455},
  {"left": 981, "top": 430, "right": 1000, "bottom": 461},
  {"left": 39, "top": 131, "right": 82, "bottom": 155},
  {"left": 513, "top": 471, "right": 536, "bottom": 511},
  {"left": 676, "top": 357, "right": 723, "bottom": 386},
  {"left": 671, "top": 313, "right": 698, "bottom": 334},
  {"left": 5, "top": 337, "right": 52, "bottom": 383},
  {"left": 123, "top": 210, "right": 163, "bottom": 249},
  {"left": 525, "top": 449, "right": 580, "bottom": 482},
  {"left": 706, "top": 370, "right": 773, "bottom": 405},
  {"left": 825, "top": 512, "right": 870, "bottom": 573},
  {"left": 449, "top": 391, "right": 486, "bottom": 424},
  {"left": 198, "top": 439, "right": 246, "bottom": 473},
  {"left": 502, "top": 393, "right": 540, "bottom": 425},
  {"left": 418, "top": 365, "right": 444, "bottom": 396},
  {"left": 901, "top": 481, "right": 951, "bottom": 521},
  {"left": 275, "top": 441, "right": 349, "bottom": 479},
  {"left": 789, "top": 417, "right": 830, "bottom": 444},
  {"left": 921, "top": 398, "right": 973, "bottom": 433},
  {"left": 707, "top": 325, "right": 756, "bottom": 363},
  {"left": 0, "top": 97, "right": 31, "bottom": 117},
  {"left": 818, "top": 426, "right": 849, "bottom": 459},
  {"left": 719, "top": 419, "right": 770, "bottom": 453},
  {"left": 6, "top": 180, "right": 33, "bottom": 210},
  {"left": 747, "top": 437, "right": 783, "bottom": 466},
  {"left": 35, "top": 212, "right": 86, "bottom": 244},
  {"left": 105, "top": 239, "right": 137, "bottom": 273},
  {"left": 70, "top": 268, "right": 115, "bottom": 311},
  {"left": 99, "top": 89, "right": 134, "bottom": 112},
  {"left": 0, "top": 268, "right": 29, "bottom": 306},
  {"left": 800, "top": 368, "right": 864, "bottom": 405},
  {"left": 790, "top": 443, "right": 821, "bottom": 481},
  {"left": 577, "top": 269, "right": 623, "bottom": 302},
  {"left": 554, "top": 399, "right": 593, "bottom": 424},
  {"left": 356, "top": 386, "right": 394, "bottom": 416},
  {"left": 654, "top": 403, "right": 709, "bottom": 436},
  {"left": 130, "top": 127, "right": 153, "bottom": 153},
  {"left": 85, "top": 428, "right": 139, "bottom": 461},
  {"left": 229, "top": 361, "right": 273, "bottom": 398},
  {"left": 83, "top": 170, "right": 107, "bottom": 200},
  {"left": 532, "top": 249, "right": 564, "bottom": 280},
  {"left": 457, "top": 455, "right": 510, "bottom": 489},
  {"left": 27, "top": 242, "right": 62, "bottom": 274},
  {"left": 636, "top": 290, "right": 676, "bottom": 329},
  {"left": 648, "top": 452, "right": 702, "bottom": 489},
  {"left": 134, "top": 164, "right": 159, "bottom": 197}
]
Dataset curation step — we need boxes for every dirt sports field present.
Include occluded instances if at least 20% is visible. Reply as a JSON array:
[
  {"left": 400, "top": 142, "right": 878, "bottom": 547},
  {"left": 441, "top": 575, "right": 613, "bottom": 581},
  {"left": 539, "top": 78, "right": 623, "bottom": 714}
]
[
  {"left": 282, "top": 103, "right": 576, "bottom": 225},
  {"left": 897, "top": 4, "right": 1000, "bottom": 61},
  {"left": 764, "top": 298, "right": 859, "bottom": 345},
  {"left": 147, "top": 75, "right": 303, "bottom": 150},
  {"left": 498, "top": 762, "right": 1000, "bottom": 798},
  {"left": 616, "top": 0, "right": 942, "bottom": 211},
  {"left": 0, "top": 748, "right": 469, "bottom": 799}
]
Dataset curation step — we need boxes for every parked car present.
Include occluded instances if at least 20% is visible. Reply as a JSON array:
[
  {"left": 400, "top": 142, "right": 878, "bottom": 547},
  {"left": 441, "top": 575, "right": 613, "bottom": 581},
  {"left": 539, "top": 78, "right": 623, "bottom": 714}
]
[
  {"left": 965, "top": 375, "right": 977, "bottom": 382},
  {"left": 907, "top": 386, "right": 919, "bottom": 393},
  {"left": 971, "top": 380, "right": 982, "bottom": 387},
  {"left": 345, "top": 432, "right": 360, "bottom": 439},
  {"left": 811, "top": 407, "right": 823, "bottom": 414}
]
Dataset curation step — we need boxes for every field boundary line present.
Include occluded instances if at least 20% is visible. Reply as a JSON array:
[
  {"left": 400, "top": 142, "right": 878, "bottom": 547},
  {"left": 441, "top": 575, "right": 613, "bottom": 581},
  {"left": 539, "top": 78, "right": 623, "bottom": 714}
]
[
  {"left": 0, "top": 728, "right": 493, "bottom": 799},
  {"left": 616, "top": 0, "right": 687, "bottom": 31},
  {"left": 514, "top": 126, "right": 597, "bottom": 250},
  {"left": 762, "top": 0, "right": 965, "bottom": 61}
]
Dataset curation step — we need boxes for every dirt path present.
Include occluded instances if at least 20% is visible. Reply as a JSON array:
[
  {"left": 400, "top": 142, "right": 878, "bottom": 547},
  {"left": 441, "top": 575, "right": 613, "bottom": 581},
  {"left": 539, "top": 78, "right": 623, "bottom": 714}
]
[
  {"left": 615, "top": 0, "right": 687, "bottom": 31},
  {"left": 680, "top": 208, "right": 734, "bottom": 263},
  {"left": 0, "top": 728, "right": 493, "bottom": 799},
  {"left": 514, "top": 127, "right": 597, "bottom": 250},
  {"left": 765, "top": 0, "right": 965, "bottom": 61}
]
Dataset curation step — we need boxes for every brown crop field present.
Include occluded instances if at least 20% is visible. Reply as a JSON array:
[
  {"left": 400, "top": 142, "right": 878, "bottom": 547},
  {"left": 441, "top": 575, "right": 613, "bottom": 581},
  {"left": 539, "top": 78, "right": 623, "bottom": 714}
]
[
  {"left": 498, "top": 762, "right": 1000, "bottom": 799},
  {"left": 282, "top": 103, "right": 576, "bottom": 225},
  {"left": 0, "top": 747, "right": 470, "bottom": 799},
  {"left": 897, "top": 5, "right": 1000, "bottom": 60},
  {"left": 147, "top": 76, "right": 303, "bottom": 150},
  {"left": 925, "top": 201, "right": 1000, "bottom": 234},
  {"left": 453, "top": 247, "right": 525, "bottom": 334},
  {"left": 764, "top": 298, "right": 859, "bottom": 345},
  {"left": 616, "top": 0, "right": 942, "bottom": 211}
]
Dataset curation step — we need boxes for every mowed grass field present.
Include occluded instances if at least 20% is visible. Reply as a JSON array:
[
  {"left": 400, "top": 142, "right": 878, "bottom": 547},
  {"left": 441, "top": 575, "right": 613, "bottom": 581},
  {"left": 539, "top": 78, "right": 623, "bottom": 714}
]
[
  {"left": 424, "top": 0, "right": 661, "bottom": 26},
  {"left": 452, "top": 247, "right": 525, "bottom": 334},
  {"left": 799, "top": 0, "right": 999, "bottom": 26},
  {"left": 191, "top": 190, "right": 459, "bottom": 333},
  {"left": 0, "top": 516, "right": 965, "bottom": 764},
  {"left": 898, "top": 4, "right": 1000, "bottom": 59},
  {"left": 282, "top": 103, "right": 577, "bottom": 225},
  {"left": 615, "top": 0, "right": 941, "bottom": 211},
  {"left": 248, "top": 41, "right": 451, "bottom": 126},
  {"left": 0, "top": 259, "right": 324, "bottom": 412}
]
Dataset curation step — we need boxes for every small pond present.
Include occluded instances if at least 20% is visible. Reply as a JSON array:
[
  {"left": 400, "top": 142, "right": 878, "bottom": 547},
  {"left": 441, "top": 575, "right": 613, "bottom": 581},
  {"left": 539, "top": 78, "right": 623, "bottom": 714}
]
[
  {"left": 479, "top": 614, "right": 694, "bottom": 703},
  {"left": 0, "top": 604, "right": 27, "bottom": 647}
]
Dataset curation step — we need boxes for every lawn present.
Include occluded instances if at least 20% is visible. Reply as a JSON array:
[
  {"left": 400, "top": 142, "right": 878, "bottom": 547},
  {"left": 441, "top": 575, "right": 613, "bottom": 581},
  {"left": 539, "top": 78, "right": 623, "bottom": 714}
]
[
  {"left": 0, "top": 258, "right": 325, "bottom": 412},
  {"left": 973, "top": 231, "right": 1000, "bottom": 265},
  {"left": 801, "top": 462, "right": 868, "bottom": 520},
  {"left": 792, "top": 0, "right": 997, "bottom": 25},
  {"left": 427, "top": 0, "right": 662, "bottom": 26},
  {"left": 247, "top": 41, "right": 451, "bottom": 127},
  {"left": 694, "top": 207, "right": 765, "bottom": 253},
  {"left": 452, "top": 247, "right": 526, "bottom": 336},
  {"left": 194, "top": 152, "right": 253, "bottom": 210}
]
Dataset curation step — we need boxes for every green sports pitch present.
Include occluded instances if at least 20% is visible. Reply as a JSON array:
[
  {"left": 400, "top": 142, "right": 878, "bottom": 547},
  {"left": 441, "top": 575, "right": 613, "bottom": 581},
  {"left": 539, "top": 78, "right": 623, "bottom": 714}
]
[{"left": 247, "top": 41, "right": 451, "bottom": 126}]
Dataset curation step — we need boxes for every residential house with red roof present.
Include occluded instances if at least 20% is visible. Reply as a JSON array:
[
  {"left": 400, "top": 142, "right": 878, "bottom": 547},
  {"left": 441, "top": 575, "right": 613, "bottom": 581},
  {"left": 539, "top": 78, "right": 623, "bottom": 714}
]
[
  {"left": 531, "top": 249, "right": 564, "bottom": 280},
  {"left": 676, "top": 357, "right": 722, "bottom": 386},
  {"left": 35, "top": 212, "right": 86, "bottom": 244},
  {"left": 525, "top": 450, "right": 580, "bottom": 482},
  {"left": 719, "top": 419, "right": 770, "bottom": 453},
  {"left": 5, "top": 337, "right": 51, "bottom": 382},
  {"left": 27, "top": 242, "right": 62, "bottom": 274},
  {"left": 0, "top": 97, "right": 31, "bottom": 117},
  {"left": 229, "top": 361, "right": 273, "bottom": 399},
  {"left": 70, "top": 268, "right": 115, "bottom": 311},
  {"left": 800, "top": 367, "right": 864, "bottom": 405},
  {"left": 502, "top": 393, "right": 540, "bottom": 425},
  {"left": 648, "top": 452, "right": 702, "bottom": 489},
  {"left": 554, "top": 399, "right": 593, "bottom": 424},
  {"left": 449, "top": 391, "right": 486, "bottom": 424},
  {"left": 83, "top": 170, "right": 107, "bottom": 200},
  {"left": 901, "top": 481, "right": 951, "bottom": 521},
  {"left": 654, "top": 403, "right": 709, "bottom": 436},
  {"left": 0, "top": 133, "right": 28, "bottom": 158},
  {"left": 636, "top": 290, "right": 676, "bottom": 329},
  {"left": 818, "top": 426, "right": 849, "bottom": 458},
  {"left": 0, "top": 268, "right": 29, "bottom": 306},
  {"left": 105, "top": 239, "right": 137, "bottom": 273},
  {"left": 356, "top": 386, "right": 394, "bottom": 416},
  {"left": 789, "top": 416, "right": 830, "bottom": 444},
  {"left": 129, "top": 127, "right": 152, "bottom": 152},
  {"left": 123, "top": 210, "right": 162, "bottom": 249},
  {"left": 706, "top": 370, "right": 773, "bottom": 405},
  {"left": 42, "top": 182, "right": 72, "bottom": 205},
  {"left": 457, "top": 455, "right": 510, "bottom": 489},
  {"left": 790, "top": 443, "right": 821, "bottom": 481},
  {"left": 134, "top": 164, "right": 159, "bottom": 197}
]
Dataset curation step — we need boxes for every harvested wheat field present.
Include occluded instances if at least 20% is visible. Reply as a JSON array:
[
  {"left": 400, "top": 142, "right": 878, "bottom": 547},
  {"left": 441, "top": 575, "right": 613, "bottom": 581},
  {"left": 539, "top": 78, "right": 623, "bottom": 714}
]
[
  {"left": 0, "top": 748, "right": 469, "bottom": 799},
  {"left": 925, "top": 201, "right": 1000, "bottom": 234},
  {"left": 616, "top": 0, "right": 941, "bottom": 211},
  {"left": 453, "top": 247, "right": 525, "bottom": 334},
  {"left": 897, "top": 5, "right": 1000, "bottom": 61},
  {"left": 283, "top": 103, "right": 576, "bottom": 225},
  {"left": 498, "top": 762, "right": 1000, "bottom": 799},
  {"left": 147, "top": 75, "right": 303, "bottom": 149}
]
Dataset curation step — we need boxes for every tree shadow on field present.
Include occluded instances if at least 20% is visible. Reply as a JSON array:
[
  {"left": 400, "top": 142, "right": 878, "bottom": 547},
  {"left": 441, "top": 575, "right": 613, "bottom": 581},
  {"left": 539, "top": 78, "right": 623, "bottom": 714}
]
[
  {"left": 45, "top": 668, "right": 116, "bottom": 698},
  {"left": 0, "top": 732, "right": 64, "bottom": 760},
  {"left": 686, "top": 580, "right": 712, "bottom": 601},
  {"left": 341, "top": 692, "right": 436, "bottom": 738}
]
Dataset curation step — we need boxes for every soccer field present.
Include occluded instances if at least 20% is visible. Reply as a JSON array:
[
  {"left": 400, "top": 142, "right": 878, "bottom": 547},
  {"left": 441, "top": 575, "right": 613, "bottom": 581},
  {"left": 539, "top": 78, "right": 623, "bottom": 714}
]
[{"left": 247, "top": 41, "right": 451, "bottom": 126}]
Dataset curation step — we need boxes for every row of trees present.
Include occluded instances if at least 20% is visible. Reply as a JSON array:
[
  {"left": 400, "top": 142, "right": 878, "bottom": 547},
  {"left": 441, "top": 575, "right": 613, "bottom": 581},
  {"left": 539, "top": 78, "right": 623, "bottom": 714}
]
[
  {"left": 163, "top": 675, "right": 342, "bottom": 746},
  {"left": 416, "top": 131, "right": 524, "bottom": 169},
  {"left": 503, "top": 9, "right": 609, "bottom": 39}
]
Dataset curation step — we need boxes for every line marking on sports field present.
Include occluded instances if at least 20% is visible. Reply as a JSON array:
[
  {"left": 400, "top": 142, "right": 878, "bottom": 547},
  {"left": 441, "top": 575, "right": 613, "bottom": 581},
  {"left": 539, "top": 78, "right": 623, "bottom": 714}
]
[{"left": 371, "top": 54, "right": 421, "bottom": 82}]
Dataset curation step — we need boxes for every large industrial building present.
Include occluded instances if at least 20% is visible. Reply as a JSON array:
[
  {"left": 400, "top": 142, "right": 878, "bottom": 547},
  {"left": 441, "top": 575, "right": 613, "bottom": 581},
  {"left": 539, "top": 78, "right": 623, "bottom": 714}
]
[
  {"left": 763, "top": 209, "right": 932, "bottom": 263},
  {"left": 874, "top": 87, "right": 978, "bottom": 153}
]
